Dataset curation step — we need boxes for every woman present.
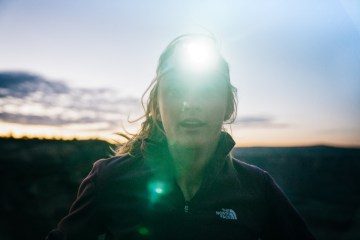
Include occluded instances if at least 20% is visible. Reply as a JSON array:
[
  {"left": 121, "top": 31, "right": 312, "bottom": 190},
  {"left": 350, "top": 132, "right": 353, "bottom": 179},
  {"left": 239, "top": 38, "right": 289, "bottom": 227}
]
[{"left": 47, "top": 34, "right": 315, "bottom": 240}]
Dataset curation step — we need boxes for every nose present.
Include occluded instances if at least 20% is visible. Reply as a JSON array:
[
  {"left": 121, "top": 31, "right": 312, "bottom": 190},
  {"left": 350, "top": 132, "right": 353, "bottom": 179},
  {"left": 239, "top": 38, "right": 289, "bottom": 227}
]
[
  {"left": 181, "top": 92, "right": 203, "bottom": 112},
  {"left": 181, "top": 101, "right": 189, "bottom": 112}
]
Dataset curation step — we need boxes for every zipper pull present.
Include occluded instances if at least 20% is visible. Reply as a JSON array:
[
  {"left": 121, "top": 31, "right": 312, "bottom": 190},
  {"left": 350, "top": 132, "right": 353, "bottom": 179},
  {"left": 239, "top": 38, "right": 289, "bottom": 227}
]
[{"left": 184, "top": 201, "right": 189, "bottom": 213}]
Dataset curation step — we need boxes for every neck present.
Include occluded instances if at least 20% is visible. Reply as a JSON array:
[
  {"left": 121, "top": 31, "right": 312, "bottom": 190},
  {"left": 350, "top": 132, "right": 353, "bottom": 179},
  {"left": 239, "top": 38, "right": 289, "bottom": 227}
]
[{"left": 168, "top": 137, "right": 220, "bottom": 201}]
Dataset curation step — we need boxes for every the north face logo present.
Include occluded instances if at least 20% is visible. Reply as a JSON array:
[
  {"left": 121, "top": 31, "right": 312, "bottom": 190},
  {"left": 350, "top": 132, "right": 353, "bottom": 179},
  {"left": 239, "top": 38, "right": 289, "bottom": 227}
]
[{"left": 216, "top": 208, "right": 237, "bottom": 220}]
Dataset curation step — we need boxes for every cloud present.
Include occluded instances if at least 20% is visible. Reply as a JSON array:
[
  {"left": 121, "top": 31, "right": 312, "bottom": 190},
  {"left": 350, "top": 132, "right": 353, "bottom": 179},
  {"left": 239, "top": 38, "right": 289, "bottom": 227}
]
[
  {"left": 0, "top": 71, "right": 140, "bottom": 130},
  {"left": 0, "top": 71, "right": 289, "bottom": 131},
  {"left": 234, "top": 116, "right": 288, "bottom": 128},
  {"left": 0, "top": 72, "right": 69, "bottom": 98}
]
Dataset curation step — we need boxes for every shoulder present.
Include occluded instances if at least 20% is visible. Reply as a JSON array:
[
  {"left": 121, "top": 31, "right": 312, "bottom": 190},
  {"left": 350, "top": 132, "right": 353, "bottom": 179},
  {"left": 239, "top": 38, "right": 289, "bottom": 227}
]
[
  {"left": 93, "top": 153, "right": 141, "bottom": 170},
  {"left": 89, "top": 154, "right": 144, "bottom": 184},
  {"left": 229, "top": 157, "right": 274, "bottom": 191},
  {"left": 230, "top": 157, "right": 288, "bottom": 200},
  {"left": 231, "top": 157, "right": 269, "bottom": 179}
]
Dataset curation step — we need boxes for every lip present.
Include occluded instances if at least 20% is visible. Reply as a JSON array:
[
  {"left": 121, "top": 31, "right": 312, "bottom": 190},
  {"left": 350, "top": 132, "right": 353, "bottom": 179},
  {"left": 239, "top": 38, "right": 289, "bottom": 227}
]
[{"left": 179, "top": 118, "right": 207, "bottom": 129}]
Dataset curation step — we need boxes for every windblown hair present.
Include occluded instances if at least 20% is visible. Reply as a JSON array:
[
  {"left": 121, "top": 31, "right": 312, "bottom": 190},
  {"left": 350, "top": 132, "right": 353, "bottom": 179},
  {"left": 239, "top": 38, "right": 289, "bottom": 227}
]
[{"left": 115, "top": 33, "right": 237, "bottom": 156}]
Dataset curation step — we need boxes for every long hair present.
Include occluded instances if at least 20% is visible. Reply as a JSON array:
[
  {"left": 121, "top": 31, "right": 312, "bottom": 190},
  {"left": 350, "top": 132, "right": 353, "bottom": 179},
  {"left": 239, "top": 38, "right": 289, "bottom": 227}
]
[{"left": 115, "top": 33, "right": 238, "bottom": 156}]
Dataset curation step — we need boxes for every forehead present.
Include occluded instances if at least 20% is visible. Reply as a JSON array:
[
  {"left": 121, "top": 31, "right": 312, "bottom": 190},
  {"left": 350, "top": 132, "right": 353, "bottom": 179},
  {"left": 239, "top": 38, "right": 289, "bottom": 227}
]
[{"left": 159, "top": 70, "right": 227, "bottom": 88}]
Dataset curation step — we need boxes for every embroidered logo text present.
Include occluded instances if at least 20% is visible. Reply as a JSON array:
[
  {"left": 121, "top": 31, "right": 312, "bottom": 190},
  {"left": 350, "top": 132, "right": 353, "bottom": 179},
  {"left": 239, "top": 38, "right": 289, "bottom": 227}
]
[{"left": 216, "top": 208, "right": 237, "bottom": 220}]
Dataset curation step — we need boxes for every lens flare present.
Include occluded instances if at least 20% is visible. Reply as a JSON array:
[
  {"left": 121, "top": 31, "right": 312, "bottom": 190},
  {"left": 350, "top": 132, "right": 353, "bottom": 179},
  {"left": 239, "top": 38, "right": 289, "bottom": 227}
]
[
  {"left": 155, "top": 187, "right": 163, "bottom": 194},
  {"left": 180, "top": 40, "right": 218, "bottom": 72},
  {"left": 160, "top": 36, "right": 221, "bottom": 76},
  {"left": 147, "top": 180, "right": 171, "bottom": 204},
  {"left": 137, "top": 226, "right": 150, "bottom": 236}
]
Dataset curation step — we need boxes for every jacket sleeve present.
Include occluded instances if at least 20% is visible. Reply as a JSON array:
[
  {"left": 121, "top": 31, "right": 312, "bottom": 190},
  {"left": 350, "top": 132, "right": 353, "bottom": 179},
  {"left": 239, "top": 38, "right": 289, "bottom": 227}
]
[
  {"left": 261, "top": 172, "right": 316, "bottom": 240},
  {"left": 46, "top": 160, "right": 106, "bottom": 240}
]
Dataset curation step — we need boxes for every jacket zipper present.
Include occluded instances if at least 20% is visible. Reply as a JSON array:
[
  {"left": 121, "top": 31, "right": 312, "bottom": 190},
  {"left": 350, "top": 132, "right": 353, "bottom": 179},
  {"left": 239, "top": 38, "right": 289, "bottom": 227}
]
[{"left": 184, "top": 201, "right": 190, "bottom": 213}]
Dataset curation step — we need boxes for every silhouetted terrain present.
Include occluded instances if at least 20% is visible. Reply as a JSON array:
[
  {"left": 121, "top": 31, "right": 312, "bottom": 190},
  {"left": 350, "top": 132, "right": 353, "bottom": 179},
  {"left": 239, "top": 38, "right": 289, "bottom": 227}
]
[
  {"left": 1, "top": 138, "right": 359, "bottom": 240},
  {"left": 233, "top": 146, "right": 360, "bottom": 240}
]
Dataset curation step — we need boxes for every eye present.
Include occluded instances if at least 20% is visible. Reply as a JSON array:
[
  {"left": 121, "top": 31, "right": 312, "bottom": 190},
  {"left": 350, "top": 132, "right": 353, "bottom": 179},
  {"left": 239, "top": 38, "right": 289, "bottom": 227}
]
[
  {"left": 166, "top": 85, "right": 184, "bottom": 98},
  {"left": 198, "top": 84, "right": 218, "bottom": 96}
]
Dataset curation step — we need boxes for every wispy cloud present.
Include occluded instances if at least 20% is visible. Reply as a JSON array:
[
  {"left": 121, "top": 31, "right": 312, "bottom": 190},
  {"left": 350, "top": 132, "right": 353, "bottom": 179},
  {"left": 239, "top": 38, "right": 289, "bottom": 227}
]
[
  {"left": 0, "top": 71, "right": 290, "bottom": 132},
  {"left": 234, "top": 116, "right": 288, "bottom": 128},
  {"left": 0, "top": 71, "right": 140, "bottom": 130}
]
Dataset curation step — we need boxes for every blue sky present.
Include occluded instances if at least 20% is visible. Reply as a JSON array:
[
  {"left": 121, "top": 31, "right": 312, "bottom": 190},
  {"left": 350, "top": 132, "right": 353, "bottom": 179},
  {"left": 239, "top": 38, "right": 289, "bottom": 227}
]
[{"left": 0, "top": 0, "right": 359, "bottom": 146}]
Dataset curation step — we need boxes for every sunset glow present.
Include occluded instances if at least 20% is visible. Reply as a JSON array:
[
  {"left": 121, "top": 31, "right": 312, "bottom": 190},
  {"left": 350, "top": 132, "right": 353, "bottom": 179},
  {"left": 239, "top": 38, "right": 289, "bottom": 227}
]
[{"left": 0, "top": 0, "right": 359, "bottom": 147}]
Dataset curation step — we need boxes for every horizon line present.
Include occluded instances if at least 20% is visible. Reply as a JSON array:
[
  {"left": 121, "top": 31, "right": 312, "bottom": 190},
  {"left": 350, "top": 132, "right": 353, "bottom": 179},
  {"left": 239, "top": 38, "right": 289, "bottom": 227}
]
[{"left": 1, "top": 134, "right": 359, "bottom": 149}]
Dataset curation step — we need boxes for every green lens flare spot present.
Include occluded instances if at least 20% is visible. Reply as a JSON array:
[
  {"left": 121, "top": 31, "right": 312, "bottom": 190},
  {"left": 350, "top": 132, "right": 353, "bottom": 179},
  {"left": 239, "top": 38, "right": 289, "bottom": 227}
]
[
  {"left": 155, "top": 187, "right": 163, "bottom": 194},
  {"left": 147, "top": 180, "right": 172, "bottom": 204},
  {"left": 148, "top": 181, "right": 166, "bottom": 195},
  {"left": 137, "top": 226, "right": 150, "bottom": 236}
]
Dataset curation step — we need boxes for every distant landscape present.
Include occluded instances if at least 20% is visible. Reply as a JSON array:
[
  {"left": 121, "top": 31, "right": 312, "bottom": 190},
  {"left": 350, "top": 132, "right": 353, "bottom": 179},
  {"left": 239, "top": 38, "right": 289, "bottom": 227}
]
[{"left": 1, "top": 137, "right": 360, "bottom": 240}]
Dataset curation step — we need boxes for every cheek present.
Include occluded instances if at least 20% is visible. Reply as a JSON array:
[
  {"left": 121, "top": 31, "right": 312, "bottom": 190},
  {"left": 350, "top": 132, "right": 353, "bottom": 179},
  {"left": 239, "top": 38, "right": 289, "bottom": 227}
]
[
  {"left": 158, "top": 93, "right": 181, "bottom": 124},
  {"left": 204, "top": 95, "right": 228, "bottom": 121}
]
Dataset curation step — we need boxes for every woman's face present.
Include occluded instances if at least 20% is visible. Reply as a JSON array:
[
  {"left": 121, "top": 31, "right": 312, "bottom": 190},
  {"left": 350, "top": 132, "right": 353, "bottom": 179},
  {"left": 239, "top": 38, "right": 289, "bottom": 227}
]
[{"left": 158, "top": 73, "right": 228, "bottom": 148}]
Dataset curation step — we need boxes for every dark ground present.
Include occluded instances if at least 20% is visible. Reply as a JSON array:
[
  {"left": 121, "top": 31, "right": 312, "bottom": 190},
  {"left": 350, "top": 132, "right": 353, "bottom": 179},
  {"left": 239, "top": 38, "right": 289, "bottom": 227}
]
[{"left": 1, "top": 137, "right": 359, "bottom": 240}]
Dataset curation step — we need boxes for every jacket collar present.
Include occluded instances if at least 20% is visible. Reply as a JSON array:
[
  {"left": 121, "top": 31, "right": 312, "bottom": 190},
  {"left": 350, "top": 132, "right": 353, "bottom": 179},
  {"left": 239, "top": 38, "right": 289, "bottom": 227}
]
[{"left": 142, "top": 131, "right": 235, "bottom": 178}]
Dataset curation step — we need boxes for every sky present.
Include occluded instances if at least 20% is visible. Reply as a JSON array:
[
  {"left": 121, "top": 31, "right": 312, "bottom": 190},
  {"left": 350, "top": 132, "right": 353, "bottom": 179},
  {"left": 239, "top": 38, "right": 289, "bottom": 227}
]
[{"left": 0, "top": 0, "right": 359, "bottom": 146}]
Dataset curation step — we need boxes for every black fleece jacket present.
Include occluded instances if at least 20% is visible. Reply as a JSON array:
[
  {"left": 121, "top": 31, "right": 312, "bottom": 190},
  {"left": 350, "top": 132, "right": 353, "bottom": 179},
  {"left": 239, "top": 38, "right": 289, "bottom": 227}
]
[{"left": 46, "top": 133, "right": 315, "bottom": 240}]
